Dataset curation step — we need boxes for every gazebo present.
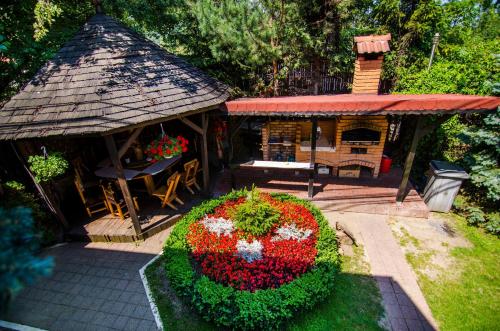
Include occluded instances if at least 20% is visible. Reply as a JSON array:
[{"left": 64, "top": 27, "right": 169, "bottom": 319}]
[{"left": 0, "top": 12, "right": 228, "bottom": 238}]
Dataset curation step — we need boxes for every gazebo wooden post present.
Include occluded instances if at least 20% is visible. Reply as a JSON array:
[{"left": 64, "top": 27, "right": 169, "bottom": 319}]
[
  {"left": 104, "top": 134, "right": 142, "bottom": 236},
  {"left": 396, "top": 117, "right": 424, "bottom": 204},
  {"left": 201, "top": 112, "right": 210, "bottom": 192},
  {"left": 179, "top": 113, "right": 210, "bottom": 192},
  {"left": 308, "top": 117, "right": 318, "bottom": 198}
]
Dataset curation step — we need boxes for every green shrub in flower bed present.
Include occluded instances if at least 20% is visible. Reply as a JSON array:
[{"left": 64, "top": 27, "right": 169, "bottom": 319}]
[{"left": 163, "top": 189, "right": 340, "bottom": 330}]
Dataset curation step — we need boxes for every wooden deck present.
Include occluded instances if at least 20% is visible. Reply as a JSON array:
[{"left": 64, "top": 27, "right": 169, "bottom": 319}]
[
  {"left": 67, "top": 192, "right": 206, "bottom": 243},
  {"left": 68, "top": 166, "right": 429, "bottom": 243},
  {"left": 213, "top": 167, "right": 430, "bottom": 218}
]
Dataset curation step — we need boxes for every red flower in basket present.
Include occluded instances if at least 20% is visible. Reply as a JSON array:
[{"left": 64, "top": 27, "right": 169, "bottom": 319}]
[{"left": 145, "top": 134, "right": 189, "bottom": 162}]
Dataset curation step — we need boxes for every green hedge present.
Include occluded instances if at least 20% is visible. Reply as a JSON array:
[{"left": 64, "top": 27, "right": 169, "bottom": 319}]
[{"left": 163, "top": 190, "right": 340, "bottom": 330}]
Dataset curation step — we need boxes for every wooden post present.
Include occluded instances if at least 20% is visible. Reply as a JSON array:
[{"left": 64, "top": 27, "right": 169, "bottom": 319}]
[
  {"left": 201, "top": 113, "right": 210, "bottom": 192},
  {"left": 308, "top": 118, "right": 318, "bottom": 198},
  {"left": 396, "top": 117, "right": 424, "bottom": 204},
  {"left": 104, "top": 135, "right": 142, "bottom": 236}
]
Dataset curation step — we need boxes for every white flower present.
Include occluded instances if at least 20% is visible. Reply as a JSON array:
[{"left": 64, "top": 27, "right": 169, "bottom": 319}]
[
  {"left": 201, "top": 216, "right": 234, "bottom": 237},
  {"left": 272, "top": 223, "right": 312, "bottom": 242},
  {"left": 236, "top": 239, "right": 263, "bottom": 263}
]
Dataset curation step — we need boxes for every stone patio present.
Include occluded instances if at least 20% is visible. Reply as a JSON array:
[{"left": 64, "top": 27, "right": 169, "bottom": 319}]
[{"left": 3, "top": 230, "right": 170, "bottom": 331}]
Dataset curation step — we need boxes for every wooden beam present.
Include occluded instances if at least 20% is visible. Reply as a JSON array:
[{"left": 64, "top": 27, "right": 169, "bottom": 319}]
[
  {"left": 98, "top": 127, "right": 144, "bottom": 167},
  {"left": 201, "top": 113, "right": 210, "bottom": 192},
  {"left": 118, "top": 127, "right": 144, "bottom": 158},
  {"left": 179, "top": 116, "right": 203, "bottom": 135},
  {"left": 228, "top": 116, "right": 248, "bottom": 164},
  {"left": 308, "top": 118, "right": 318, "bottom": 198},
  {"left": 104, "top": 135, "right": 142, "bottom": 236},
  {"left": 396, "top": 117, "right": 424, "bottom": 204},
  {"left": 230, "top": 116, "right": 248, "bottom": 140},
  {"left": 396, "top": 115, "right": 450, "bottom": 204}
]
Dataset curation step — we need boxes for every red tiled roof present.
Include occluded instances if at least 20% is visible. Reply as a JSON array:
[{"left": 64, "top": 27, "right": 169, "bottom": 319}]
[
  {"left": 224, "top": 94, "right": 500, "bottom": 116},
  {"left": 354, "top": 34, "right": 391, "bottom": 54}
]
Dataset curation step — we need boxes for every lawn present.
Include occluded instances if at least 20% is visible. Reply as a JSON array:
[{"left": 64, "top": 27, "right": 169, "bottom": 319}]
[
  {"left": 145, "top": 244, "right": 385, "bottom": 331},
  {"left": 396, "top": 214, "right": 500, "bottom": 330}
]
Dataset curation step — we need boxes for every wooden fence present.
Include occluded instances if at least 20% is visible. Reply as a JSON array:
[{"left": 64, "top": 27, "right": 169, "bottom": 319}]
[{"left": 246, "top": 64, "right": 393, "bottom": 96}]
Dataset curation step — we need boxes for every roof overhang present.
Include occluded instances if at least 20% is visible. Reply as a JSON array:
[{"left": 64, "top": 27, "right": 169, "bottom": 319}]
[{"left": 223, "top": 94, "right": 500, "bottom": 117}]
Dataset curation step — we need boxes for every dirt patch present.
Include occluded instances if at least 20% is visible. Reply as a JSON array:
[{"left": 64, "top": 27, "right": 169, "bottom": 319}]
[{"left": 389, "top": 213, "right": 471, "bottom": 280}]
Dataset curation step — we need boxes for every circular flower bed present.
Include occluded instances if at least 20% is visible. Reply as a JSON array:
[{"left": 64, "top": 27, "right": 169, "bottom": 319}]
[{"left": 163, "top": 189, "right": 339, "bottom": 330}]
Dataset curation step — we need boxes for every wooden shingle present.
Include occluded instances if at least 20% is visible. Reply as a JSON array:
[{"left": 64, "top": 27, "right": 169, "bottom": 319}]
[{"left": 0, "top": 14, "right": 229, "bottom": 140}]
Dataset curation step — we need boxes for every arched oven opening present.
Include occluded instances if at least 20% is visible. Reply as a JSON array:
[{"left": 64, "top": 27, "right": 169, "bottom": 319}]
[{"left": 337, "top": 160, "right": 376, "bottom": 178}]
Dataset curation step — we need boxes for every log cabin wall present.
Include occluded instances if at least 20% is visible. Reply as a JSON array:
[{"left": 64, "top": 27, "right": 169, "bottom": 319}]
[{"left": 261, "top": 115, "right": 388, "bottom": 177}]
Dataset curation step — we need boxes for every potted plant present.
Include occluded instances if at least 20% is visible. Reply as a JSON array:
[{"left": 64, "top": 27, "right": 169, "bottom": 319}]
[
  {"left": 27, "top": 150, "right": 69, "bottom": 228},
  {"left": 145, "top": 135, "right": 188, "bottom": 163}
]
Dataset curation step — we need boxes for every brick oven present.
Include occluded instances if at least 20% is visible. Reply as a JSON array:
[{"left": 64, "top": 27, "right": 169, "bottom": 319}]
[{"left": 261, "top": 115, "right": 388, "bottom": 178}]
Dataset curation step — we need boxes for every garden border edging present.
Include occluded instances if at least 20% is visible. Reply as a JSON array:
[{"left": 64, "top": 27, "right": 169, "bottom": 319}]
[{"left": 139, "top": 254, "right": 163, "bottom": 330}]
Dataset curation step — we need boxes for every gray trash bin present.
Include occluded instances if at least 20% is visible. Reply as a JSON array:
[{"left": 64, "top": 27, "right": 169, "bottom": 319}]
[{"left": 423, "top": 160, "right": 469, "bottom": 212}]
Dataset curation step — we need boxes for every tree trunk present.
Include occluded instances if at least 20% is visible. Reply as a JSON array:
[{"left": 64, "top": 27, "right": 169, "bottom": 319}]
[
  {"left": 313, "top": 57, "right": 321, "bottom": 95},
  {"left": 272, "top": 59, "right": 279, "bottom": 96}
]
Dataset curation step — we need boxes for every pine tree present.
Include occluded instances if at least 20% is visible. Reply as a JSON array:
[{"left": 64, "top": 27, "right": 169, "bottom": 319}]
[
  {"left": 458, "top": 108, "right": 500, "bottom": 204},
  {"left": 191, "top": 0, "right": 312, "bottom": 95}
]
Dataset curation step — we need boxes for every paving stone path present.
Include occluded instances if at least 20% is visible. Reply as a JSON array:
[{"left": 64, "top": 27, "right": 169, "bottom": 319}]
[
  {"left": 4, "top": 230, "right": 170, "bottom": 331},
  {"left": 323, "top": 211, "right": 438, "bottom": 331}
]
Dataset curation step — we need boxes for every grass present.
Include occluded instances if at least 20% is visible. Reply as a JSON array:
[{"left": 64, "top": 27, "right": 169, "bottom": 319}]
[
  {"left": 401, "top": 214, "right": 500, "bottom": 330},
  {"left": 145, "top": 245, "right": 385, "bottom": 331},
  {"left": 144, "top": 256, "right": 214, "bottom": 331}
]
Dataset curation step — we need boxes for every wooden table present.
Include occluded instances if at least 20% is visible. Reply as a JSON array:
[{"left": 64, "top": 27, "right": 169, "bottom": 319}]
[
  {"left": 239, "top": 160, "right": 313, "bottom": 171},
  {"left": 95, "top": 156, "right": 181, "bottom": 195}
]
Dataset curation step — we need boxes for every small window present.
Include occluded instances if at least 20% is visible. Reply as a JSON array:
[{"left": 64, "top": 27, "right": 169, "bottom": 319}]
[{"left": 351, "top": 147, "right": 367, "bottom": 154}]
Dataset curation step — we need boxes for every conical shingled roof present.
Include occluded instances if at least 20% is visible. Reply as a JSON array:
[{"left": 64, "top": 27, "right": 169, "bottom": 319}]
[{"left": 0, "top": 14, "right": 229, "bottom": 140}]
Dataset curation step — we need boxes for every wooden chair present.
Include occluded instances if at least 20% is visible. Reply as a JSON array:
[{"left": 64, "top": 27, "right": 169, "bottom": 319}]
[
  {"left": 74, "top": 173, "right": 108, "bottom": 218},
  {"left": 153, "top": 171, "right": 184, "bottom": 210},
  {"left": 101, "top": 183, "right": 140, "bottom": 220},
  {"left": 182, "top": 159, "right": 201, "bottom": 194}
]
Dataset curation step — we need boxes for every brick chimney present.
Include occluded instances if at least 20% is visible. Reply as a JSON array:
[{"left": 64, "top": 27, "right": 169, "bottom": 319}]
[{"left": 352, "top": 34, "right": 391, "bottom": 94}]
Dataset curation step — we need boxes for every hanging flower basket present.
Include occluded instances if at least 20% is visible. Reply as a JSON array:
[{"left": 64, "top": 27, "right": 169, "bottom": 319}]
[{"left": 145, "top": 135, "right": 188, "bottom": 163}]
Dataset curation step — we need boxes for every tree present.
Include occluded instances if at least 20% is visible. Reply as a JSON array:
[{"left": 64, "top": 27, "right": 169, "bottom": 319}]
[
  {"left": 0, "top": 0, "right": 93, "bottom": 100},
  {"left": 391, "top": 0, "right": 499, "bottom": 199},
  {"left": 458, "top": 108, "right": 500, "bottom": 204},
  {"left": 0, "top": 207, "right": 53, "bottom": 310},
  {"left": 191, "top": 0, "right": 313, "bottom": 95}
]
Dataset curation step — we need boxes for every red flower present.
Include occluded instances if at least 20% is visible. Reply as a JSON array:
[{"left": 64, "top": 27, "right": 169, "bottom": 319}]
[
  {"left": 166, "top": 149, "right": 172, "bottom": 155},
  {"left": 185, "top": 195, "right": 318, "bottom": 291}
]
